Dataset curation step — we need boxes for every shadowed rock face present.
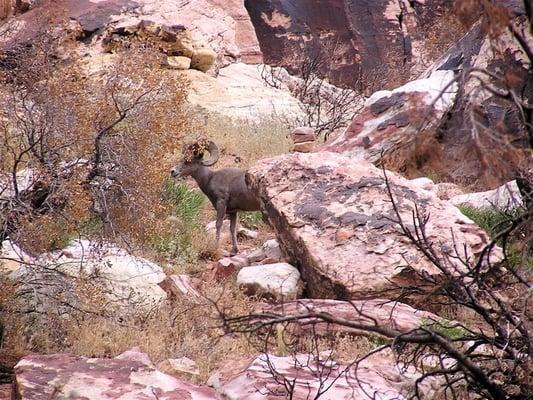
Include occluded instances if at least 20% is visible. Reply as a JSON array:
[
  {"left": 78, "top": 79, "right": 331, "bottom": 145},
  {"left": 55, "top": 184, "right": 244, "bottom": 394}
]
[
  {"left": 320, "top": 11, "right": 531, "bottom": 187},
  {"left": 423, "top": 19, "right": 533, "bottom": 187},
  {"left": 245, "top": 0, "right": 456, "bottom": 88},
  {"left": 321, "top": 70, "right": 458, "bottom": 163},
  {"left": 247, "top": 152, "right": 501, "bottom": 302}
]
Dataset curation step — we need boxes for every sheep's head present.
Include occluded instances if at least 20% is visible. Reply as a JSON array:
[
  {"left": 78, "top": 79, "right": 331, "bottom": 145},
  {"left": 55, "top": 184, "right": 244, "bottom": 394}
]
[{"left": 170, "top": 139, "right": 220, "bottom": 178}]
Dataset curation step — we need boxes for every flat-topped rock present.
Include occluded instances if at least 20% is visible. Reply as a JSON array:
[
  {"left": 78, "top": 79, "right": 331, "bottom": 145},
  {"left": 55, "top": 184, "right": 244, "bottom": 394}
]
[
  {"left": 247, "top": 152, "right": 502, "bottom": 301},
  {"left": 209, "top": 350, "right": 440, "bottom": 399}
]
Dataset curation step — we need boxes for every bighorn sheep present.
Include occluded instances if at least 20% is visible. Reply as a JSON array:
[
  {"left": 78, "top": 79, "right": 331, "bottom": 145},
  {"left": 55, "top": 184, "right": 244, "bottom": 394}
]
[{"left": 170, "top": 140, "right": 260, "bottom": 255}]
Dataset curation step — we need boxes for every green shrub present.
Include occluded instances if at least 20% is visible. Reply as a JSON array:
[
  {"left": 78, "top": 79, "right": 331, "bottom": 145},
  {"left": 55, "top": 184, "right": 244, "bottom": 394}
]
[
  {"left": 421, "top": 318, "right": 469, "bottom": 341},
  {"left": 164, "top": 180, "right": 205, "bottom": 223},
  {"left": 458, "top": 206, "right": 533, "bottom": 269},
  {"left": 458, "top": 206, "right": 516, "bottom": 241},
  {"left": 154, "top": 180, "right": 206, "bottom": 263}
]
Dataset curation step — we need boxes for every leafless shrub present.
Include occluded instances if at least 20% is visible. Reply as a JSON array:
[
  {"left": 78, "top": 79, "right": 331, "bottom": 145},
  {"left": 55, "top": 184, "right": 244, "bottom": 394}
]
[{"left": 260, "top": 41, "right": 364, "bottom": 142}]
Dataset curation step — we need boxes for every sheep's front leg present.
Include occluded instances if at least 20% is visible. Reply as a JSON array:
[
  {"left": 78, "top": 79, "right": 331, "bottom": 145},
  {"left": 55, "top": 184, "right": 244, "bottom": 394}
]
[
  {"left": 215, "top": 200, "right": 227, "bottom": 249},
  {"left": 229, "top": 212, "right": 238, "bottom": 256}
]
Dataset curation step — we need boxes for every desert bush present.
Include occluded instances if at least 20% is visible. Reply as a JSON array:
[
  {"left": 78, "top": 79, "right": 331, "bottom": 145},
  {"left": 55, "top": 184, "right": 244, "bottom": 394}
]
[
  {"left": 458, "top": 206, "right": 519, "bottom": 240},
  {"left": 165, "top": 180, "right": 205, "bottom": 223},
  {"left": 152, "top": 180, "right": 206, "bottom": 264},
  {"left": 260, "top": 42, "right": 363, "bottom": 141},
  {"left": 0, "top": 25, "right": 191, "bottom": 254}
]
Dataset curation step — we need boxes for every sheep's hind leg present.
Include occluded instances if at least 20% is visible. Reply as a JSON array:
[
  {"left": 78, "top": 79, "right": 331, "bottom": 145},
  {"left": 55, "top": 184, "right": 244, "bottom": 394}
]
[{"left": 229, "top": 212, "right": 238, "bottom": 256}]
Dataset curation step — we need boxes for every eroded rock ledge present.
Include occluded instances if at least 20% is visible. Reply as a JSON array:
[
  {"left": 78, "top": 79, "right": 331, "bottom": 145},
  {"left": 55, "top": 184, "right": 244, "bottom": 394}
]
[{"left": 247, "top": 152, "right": 502, "bottom": 301}]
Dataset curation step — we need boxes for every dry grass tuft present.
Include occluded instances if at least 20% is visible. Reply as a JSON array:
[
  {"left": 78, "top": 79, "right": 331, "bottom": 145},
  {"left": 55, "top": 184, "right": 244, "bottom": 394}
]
[
  {"left": 0, "top": 271, "right": 258, "bottom": 384},
  {"left": 192, "top": 110, "right": 292, "bottom": 168}
]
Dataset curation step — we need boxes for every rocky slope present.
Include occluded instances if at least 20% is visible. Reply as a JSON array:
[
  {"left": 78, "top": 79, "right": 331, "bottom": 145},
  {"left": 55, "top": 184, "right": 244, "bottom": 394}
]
[
  {"left": 1, "top": 0, "right": 263, "bottom": 67},
  {"left": 321, "top": 13, "right": 532, "bottom": 187}
]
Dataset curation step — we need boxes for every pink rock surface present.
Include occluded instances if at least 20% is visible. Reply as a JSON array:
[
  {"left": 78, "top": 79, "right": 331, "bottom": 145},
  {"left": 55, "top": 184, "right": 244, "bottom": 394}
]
[
  {"left": 14, "top": 349, "right": 220, "bottom": 399},
  {"left": 210, "top": 351, "right": 438, "bottom": 399},
  {"left": 321, "top": 70, "right": 457, "bottom": 165},
  {"left": 247, "top": 152, "right": 501, "bottom": 300},
  {"left": 1, "top": 0, "right": 263, "bottom": 67},
  {"left": 258, "top": 298, "right": 443, "bottom": 337},
  {"left": 0, "top": 384, "right": 12, "bottom": 400}
]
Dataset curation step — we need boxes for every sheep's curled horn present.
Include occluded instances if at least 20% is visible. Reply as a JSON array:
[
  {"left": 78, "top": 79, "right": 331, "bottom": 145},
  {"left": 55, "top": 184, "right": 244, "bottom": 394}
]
[{"left": 183, "top": 139, "right": 219, "bottom": 165}]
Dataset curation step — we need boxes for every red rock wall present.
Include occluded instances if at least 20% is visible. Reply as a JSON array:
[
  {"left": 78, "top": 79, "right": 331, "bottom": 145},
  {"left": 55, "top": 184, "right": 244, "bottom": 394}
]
[{"left": 244, "top": 0, "right": 457, "bottom": 89}]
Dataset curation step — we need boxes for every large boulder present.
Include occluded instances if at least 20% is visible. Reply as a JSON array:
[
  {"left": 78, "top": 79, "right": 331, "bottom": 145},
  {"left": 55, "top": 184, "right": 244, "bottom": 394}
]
[
  {"left": 14, "top": 348, "right": 220, "bottom": 399},
  {"left": 237, "top": 262, "right": 303, "bottom": 300},
  {"left": 8, "top": 239, "right": 167, "bottom": 322},
  {"left": 321, "top": 70, "right": 458, "bottom": 165},
  {"left": 450, "top": 181, "right": 523, "bottom": 210},
  {"left": 258, "top": 299, "right": 444, "bottom": 337},
  {"left": 247, "top": 152, "right": 502, "bottom": 301},
  {"left": 209, "top": 350, "right": 440, "bottom": 399}
]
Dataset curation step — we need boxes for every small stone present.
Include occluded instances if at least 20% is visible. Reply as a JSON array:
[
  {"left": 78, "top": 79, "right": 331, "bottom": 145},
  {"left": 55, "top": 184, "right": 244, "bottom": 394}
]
[
  {"left": 291, "top": 127, "right": 316, "bottom": 143},
  {"left": 410, "top": 177, "right": 435, "bottom": 191},
  {"left": 206, "top": 220, "right": 258, "bottom": 244},
  {"left": 210, "top": 258, "right": 239, "bottom": 281},
  {"left": 237, "top": 227, "right": 258, "bottom": 240},
  {"left": 237, "top": 263, "right": 302, "bottom": 299},
  {"left": 158, "top": 274, "right": 202, "bottom": 303},
  {"left": 165, "top": 30, "right": 195, "bottom": 58},
  {"left": 157, "top": 357, "right": 200, "bottom": 378},
  {"left": 165, "top": 56, "right": 191, "bottom": 70},
  {"left": 219, "top": 255, "right": 249, "bottom": 269},
  {"left": 190, "top": 47, "right": 217, "bottom": 72},
  {"left": 293, "top": 141, "right": 315, "bottom": 153},
  {"left": 247, "top": 239, "right": 282, "bottom": 264}
]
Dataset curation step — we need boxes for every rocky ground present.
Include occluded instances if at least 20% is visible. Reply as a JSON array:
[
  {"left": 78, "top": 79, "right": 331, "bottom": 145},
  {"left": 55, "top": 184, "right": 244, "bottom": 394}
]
[{"left": 0, "top": 1, "right": 531, "bottom": 399}]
